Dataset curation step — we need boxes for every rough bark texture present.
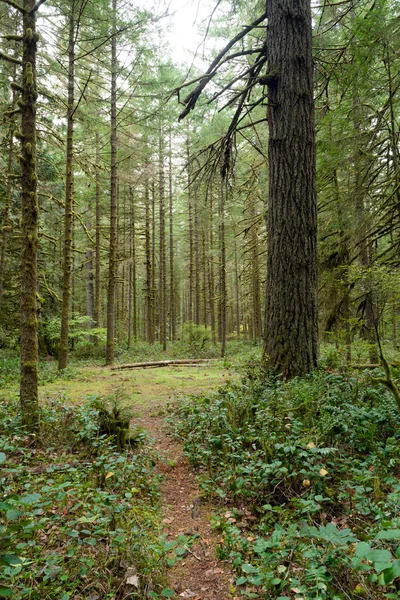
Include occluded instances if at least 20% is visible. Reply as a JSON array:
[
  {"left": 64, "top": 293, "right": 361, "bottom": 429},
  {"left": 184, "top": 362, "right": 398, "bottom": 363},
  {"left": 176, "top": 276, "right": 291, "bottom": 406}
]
[
  {"left": 106, "top": 0, "right": 117, "bottom": 365},
  {"left": 20, "top": 0, "right": 39, "bottom": 432},
  {"left": 94, "top": 131, "right": 101, "bottom": 327},
  {"left": 58, "top": 3, "right": 75, "bottom": 370},
  {"left": 264, "top": 0, "right": 318, "bottom": 377}
]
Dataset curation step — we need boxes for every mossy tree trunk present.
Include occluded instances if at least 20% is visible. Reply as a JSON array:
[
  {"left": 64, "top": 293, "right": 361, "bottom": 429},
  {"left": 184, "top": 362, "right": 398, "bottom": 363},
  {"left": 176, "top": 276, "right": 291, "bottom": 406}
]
[
  {"left": 20, "top": 0, "right": 40, "bottom": 432},
  {"left": 58, "top": 1, "right": 76, "bottom": 370},
  {"left": 264, "top": 0, "right": 318, "bottom": 377}
]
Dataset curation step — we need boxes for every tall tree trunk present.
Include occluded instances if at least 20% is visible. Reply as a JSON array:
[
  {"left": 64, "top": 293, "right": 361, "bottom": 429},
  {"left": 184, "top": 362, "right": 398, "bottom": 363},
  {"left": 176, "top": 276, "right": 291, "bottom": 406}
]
[
  {"left": 0, "top": 124, "right": 15, "bottom": 300},
  {"left": 249, "top": 198, "right": 262, "bottom": 340},
  {"left": 106, "top": 0, "right": 118, "bottom": 365},
  {"left": 129, "top": 187, "right": 137, "bottom": 343},
  {"left": 168, "top": 131, "right": 176, "bottom": 341},
  {"left": 94, "top": 131, "right": 102, "bottom": 327},
  {"left": 264, "top": 0, "right": 318, "bottom": 377},
  {"left": 0, "top": 56, "right": 17, "bottom": 300},
  {"left": 233, "top": 225, "right": 241, "bottom": 338},
  {"left": 219, "top": 179, "right": 227, "bottom": 357},
  {"left": 159, "top": 129, "right": 167, "bottom": 351},
  {"left": 187, "top": 132, "right": 194, "bottom": 323},
  {"left": 20, "top": 0, "right": 40, "bottom": 432},
  {"left": 86, "top": 247, "right": 95, "bottom": 325},
  {"left": 194, "top": 187, "right": 200, "bottom": 325},
  {"left": 208, "top": 180, "right": 216, "bottom": 344},
  {"left": 58, "top": 3, "right": 75, "bottom": 370},
  {"left": 144, "top": 177, "right": 154, "bottom": 343},
  {"left": 151, "top": 181, "right": 157, "bottom": 340}
]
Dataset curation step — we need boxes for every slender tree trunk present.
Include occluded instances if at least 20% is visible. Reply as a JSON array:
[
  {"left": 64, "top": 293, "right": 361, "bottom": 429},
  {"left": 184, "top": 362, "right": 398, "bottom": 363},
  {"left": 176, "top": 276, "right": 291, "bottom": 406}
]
[
  {"left": 0, "top": 126, "right": 15, "bottom": 300},
  {"left": 219, "top": 179, "right": 227, "bottom": 357},
  {"left": 187, "top": 132, "right": 194, "bottom": 323},
  {"left": 159, "top": 129, "right": 167, "bottom": 351},
  {"left": 249, "top": 198, "right": 262, "bottom": 339},
  {"left": 264, "top": 0, "right": 318, "bottom": 377},
  {"left": 94, "top": 132, "right": 101, "bottom": 327},
  {"left": 130, "top": 187, "right": 137, "bottom": 341},
  {"left": 86, "top": 247, "right": 95, "bottom": 325},
  {"left": 144, "top": 177, "right": 154, "bottom": 343},
  {"left": 151, "top": 181, "right": 157, "bottom": 341},
  {"left": 168, "top": 131, "right": 176, "bottom": 341},
  {"left": 20, "top": 0, "right": 40, "bottom": 432},
  {"left": 208, "top": 180, "right": 216, "bottom": 344},
  {"left": 106, "top": 0, "right": 118, "bottom": 364},
  {"left": 233, "top": 225, "right": 241, "bottom": 338},
  {"left": 194, "top": 187, "right": 200, "bottom": 325},
  {"left": 58, "top": 4, "right": 75, "bottom": 370}
]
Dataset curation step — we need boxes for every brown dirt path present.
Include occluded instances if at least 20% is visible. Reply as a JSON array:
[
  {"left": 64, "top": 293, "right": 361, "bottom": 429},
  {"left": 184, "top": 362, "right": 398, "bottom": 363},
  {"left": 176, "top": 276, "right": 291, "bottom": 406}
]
[{"left": 135, "top": 404, "right": 232, "bottom": 600}]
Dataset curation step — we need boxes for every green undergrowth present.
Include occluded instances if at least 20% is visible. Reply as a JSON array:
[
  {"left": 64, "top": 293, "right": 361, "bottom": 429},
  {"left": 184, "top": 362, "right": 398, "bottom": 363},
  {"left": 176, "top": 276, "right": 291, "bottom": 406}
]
[
  {"left": 0, "top": 394, "right": 187, "bottom": 599},
  {"left": 170, "top": 364, "right": 400, "bottom": 599}
]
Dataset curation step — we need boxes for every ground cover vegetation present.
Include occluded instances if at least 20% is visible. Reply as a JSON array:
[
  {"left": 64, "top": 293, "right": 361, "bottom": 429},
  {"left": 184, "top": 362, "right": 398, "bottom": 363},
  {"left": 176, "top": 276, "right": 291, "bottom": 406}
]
[
  {"left": 171, "top": 360, "right": 400, "bottom": 599},
  {"left": 1, "top": 0, "right": 400, "bottom": 598}
]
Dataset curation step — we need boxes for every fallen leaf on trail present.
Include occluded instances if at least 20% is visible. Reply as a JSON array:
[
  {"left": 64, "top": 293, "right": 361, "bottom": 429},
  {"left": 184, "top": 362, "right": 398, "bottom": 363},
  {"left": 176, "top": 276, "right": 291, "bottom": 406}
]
[
  {"left": 303, "top": 479, "right": 311, "bottom": 488},
  {"left": 126, "top": 575, "right": 140, "bottom": 588},
  {"left": 162, "top": 517, "right": 174, "bottom": 524},
  {"left": 320, "top": 468, "right": 328, "bottom": 476},
  {"left": 179, "top": 590, "right": 198, "bottom": 598},
  {"left": 105, "top": 472, "right": 114, "bottom": 480},
  {"left": 307, "top": 442, "right": 316, "bottom": 448}
]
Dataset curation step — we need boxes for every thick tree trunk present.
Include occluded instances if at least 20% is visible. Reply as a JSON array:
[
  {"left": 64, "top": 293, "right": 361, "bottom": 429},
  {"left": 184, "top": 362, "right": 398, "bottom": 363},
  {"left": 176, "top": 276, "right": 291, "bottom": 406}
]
[
  {"left": 58, "top": 4, "right": 75, "bottom": 370},
  {"left": 106, "top": 0, "right": 118, "bottom": 365},
  {"left": 20, "top": 0, "right": 40, "bottom": 432},
  {"left": 264, "top": 0, "right": 318, "bottom": 377}
]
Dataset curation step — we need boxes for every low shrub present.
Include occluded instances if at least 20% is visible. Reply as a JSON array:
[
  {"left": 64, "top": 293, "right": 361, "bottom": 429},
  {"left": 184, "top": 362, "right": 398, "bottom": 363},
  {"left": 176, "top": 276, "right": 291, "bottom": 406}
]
[{"left": 171, "top": 365, "right": 400, "bottom": 599}]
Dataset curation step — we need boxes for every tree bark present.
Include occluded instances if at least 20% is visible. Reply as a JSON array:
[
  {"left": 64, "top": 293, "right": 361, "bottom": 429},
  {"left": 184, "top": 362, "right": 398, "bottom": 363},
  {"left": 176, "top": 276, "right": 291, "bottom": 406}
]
[
  {"left": 58, "top": 2, "right": 75, "bottom": 370},
  {"left": 159, "top": 128, "right": 167, "bottom": 351},
  {"left": 106, "top": 0, "right": 118, "bottom": 365},
  {"left": 20, "top": 0, "right": 40, "bottom": 432},
  {"left": 264, "top": 0, "right": 318, "bottom": 377},
  {"left": 168, "top": 131, "right": 176, "bottom": 341},
  {"left": 94, "top": 131, "right": 102, "bottom": 327}
]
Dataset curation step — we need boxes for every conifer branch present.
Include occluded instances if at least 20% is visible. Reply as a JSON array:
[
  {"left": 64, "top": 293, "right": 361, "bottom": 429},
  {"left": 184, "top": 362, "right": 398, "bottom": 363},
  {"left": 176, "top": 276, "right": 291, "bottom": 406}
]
[
  {"left": 0, "top": 51, "right": 22, "bottom": 65},
  {"left": 1, "top": 0, "right": 25, "bottom": 13}
]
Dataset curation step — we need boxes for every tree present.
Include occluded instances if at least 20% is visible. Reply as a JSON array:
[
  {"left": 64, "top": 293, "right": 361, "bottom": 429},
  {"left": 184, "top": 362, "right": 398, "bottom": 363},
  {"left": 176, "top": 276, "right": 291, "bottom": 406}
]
[
  {"left": 263, "top": 0, "right": 318, "bottom": 377},
  {"left": 174, "top": 1, "right": 318, "bottom": 375}
]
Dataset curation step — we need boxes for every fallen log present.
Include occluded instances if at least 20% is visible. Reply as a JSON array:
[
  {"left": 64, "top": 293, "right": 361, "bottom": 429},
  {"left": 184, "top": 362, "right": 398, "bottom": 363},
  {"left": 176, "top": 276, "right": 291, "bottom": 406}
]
[
  {"left": 350, "top": 364, "right": 400, "bottom": 370},
  {"left": 111, "top": 359, "right": 215, "bottom": 370}
]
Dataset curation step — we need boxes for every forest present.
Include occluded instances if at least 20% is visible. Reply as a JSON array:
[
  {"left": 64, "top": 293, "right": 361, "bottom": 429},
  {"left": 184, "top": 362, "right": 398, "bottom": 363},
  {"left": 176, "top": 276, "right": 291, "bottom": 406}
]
[{"left": 2, "top": 0, "right": 400, "bottom": 598}]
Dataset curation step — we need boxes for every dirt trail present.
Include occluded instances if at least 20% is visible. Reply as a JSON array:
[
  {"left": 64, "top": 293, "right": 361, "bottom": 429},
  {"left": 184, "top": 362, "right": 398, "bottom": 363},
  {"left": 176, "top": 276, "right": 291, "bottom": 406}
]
[{"left": 136, "top": 405, "right": 232, "bottom": 600}]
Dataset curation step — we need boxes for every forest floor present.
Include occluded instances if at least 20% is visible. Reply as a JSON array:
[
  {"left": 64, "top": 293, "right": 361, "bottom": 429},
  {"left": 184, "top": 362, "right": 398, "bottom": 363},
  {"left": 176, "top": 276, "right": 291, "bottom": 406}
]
[{"left": 40, "top": 360, "right": 238, "bottom": 599}]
